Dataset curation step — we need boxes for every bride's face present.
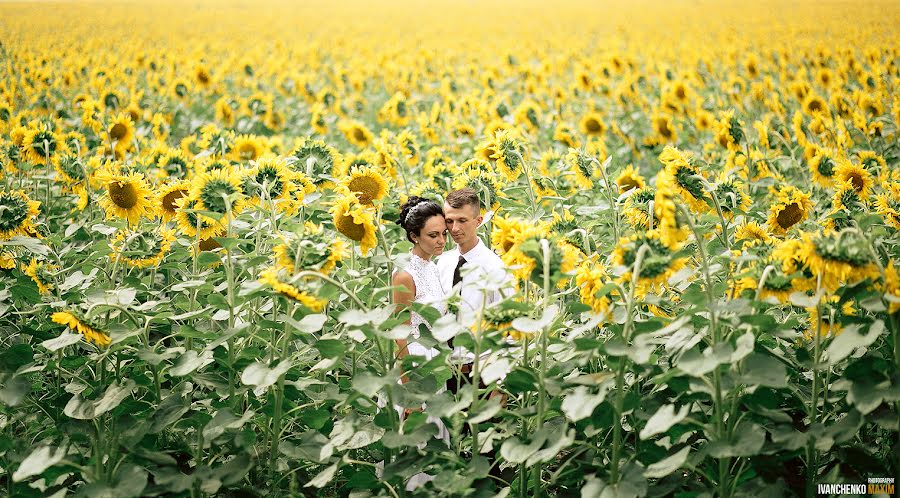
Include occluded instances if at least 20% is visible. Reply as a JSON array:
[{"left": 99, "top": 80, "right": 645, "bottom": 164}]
[{"left": 415, "top": 215, "right": 448, "bottom": 258}]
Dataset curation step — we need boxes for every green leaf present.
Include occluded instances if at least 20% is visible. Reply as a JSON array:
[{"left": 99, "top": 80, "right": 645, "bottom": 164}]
[
  {"left": 644, "top": 446, "right": 691, "bottom": 479},
  {"left": 826, "top": 320, "right": 884, "bottom": 366},
  {"left": 280, "top": 431, "right": 334, "bottom": 463},
  {"left": 639, "top": 404, "right": 690, "bottom": 439},
  {"left": 352, "top": 370, "right": 393, "bottom": 397},
  {"left": 293, "top": 313, "right": 328, "bottom": 333},
  {"left": 707, "top": 421, "right": 765, "bottom": 458},
  {"left": 41, "top": 333, "right": 83, "bottom": 352},
  {"left": 677, "top": 343, "right": 732, "bottom": 377},
  {"left": 64, "top": 380, "right": 135, "bottom": 419},
  {"left": 12, "top": 445, "right": 68, "bottom": 482},
  {"left": 504, "top": 367, "right": 539, "bottom": 393},
  {"left": 241, "top": 360, "right": 292, "bottom": 394},
  {"left": 203, "top": 409, "right": 256, "bottom": 441},
  {"left": 468, "top": 397, "right": 503, "bottom": 425},
  {"left": 740, "top": 353, "right": 788, "bottom": 388},
  {"left": 562, "top": 384, "right": 611, "bottom": 423},
  {"left": 305, "top": 462, "right": 339, "bottom": 488},
  {"left": 169, "top": 350, "right": 214, "bottom": 376}
]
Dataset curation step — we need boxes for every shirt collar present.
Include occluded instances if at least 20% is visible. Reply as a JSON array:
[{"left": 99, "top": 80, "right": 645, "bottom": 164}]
[{"left": 459, "top": 238, "right": 485, "bottom": 259}]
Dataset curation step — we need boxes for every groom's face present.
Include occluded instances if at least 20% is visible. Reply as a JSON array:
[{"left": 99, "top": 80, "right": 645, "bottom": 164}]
[{"left": 444, "top": 202, "right": 481, "bottom": 248}]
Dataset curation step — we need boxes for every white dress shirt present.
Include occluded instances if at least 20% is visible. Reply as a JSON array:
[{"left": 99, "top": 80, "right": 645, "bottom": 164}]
[{"left": 437, "top": 238, "right": 513, "bottom": 326}]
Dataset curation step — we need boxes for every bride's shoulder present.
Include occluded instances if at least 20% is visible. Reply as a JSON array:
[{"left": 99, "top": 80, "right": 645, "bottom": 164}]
[{"left": 392, "top": 269, "right": 414, "bottom": 288}]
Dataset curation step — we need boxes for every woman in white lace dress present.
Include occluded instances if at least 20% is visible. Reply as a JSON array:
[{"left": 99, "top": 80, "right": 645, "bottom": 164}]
[
  {"left": 393, "top": 196, "right": 448, "bottom": 361},
  {"left": 390, "top": 196, "right": 450, "bottom": 491}
]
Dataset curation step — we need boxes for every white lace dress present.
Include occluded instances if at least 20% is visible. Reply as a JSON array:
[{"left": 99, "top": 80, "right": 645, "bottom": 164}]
[
  {"left": 386, "top": 253, "right": 450, "bottom": 491},
  {"left": 403, "top": 253, "right": 448, "bottom": 360}
]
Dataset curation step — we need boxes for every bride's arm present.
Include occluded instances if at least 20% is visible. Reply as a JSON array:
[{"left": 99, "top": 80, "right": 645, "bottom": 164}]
[{"left": 391, "top": 271, "right": 415, "bottom": 361}]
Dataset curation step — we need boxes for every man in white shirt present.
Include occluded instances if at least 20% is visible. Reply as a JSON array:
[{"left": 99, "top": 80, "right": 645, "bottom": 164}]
[{"left": 437, "top": 188, "right": 513, "bottom": 380}]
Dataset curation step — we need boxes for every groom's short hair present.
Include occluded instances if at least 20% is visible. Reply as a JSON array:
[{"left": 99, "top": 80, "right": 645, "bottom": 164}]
[{"left": 445, "top": 188, "right": 481, "bottom": 212}]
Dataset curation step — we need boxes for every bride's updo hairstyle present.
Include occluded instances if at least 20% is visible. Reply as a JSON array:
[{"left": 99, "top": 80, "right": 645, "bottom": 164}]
[{"left": 398, "top": 196, "right": 444, "bottom": 243}]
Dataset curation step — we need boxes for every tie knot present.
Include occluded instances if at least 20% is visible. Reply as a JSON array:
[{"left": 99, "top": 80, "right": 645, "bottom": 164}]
[{"left": 458, "top": 255, "right": 466, "bottom": 266}]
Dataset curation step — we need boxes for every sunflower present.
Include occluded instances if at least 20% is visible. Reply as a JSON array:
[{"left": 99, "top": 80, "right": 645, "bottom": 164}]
[
  {"left": 802, "top": 93, "right": 829, "bottom": 116},
  {"left": 804, "top": 297, "right": 856, "bottom": 340},
  {"left": 53, "top": 153, "right": 86, "bottom": 187},
  {"left": 658, "top": 146, "right": 709, "bottom": 213},
  {"left": 23, "top": 257, "right": 58, "bottom": 295},
  {"left": 799, "top": 230, "right": 879, "bottom": 292},
  {"left": 174, "top": 195, "right": 224, "bottom": 240},
  {"left": 575, "top": 256, "right": 613, "bottom": 315},
  {"left": 0, "top": 252, "right": 15, "bottom": 270},
  {"left": 711, "top": 174, "right": 752, "bottom": 218},
  {"left": 0, "top": 190, "right": 41, "bottom": 240},
  {"left": 833, "top": 159, "right": 874, "bottom": 200},
  {"left": 22, "top": 123, "right": 64, "bottom": 165},
  {"left": 734, "top": 221, "right": 774, "bottom": 248},
  {"left": 553, "top": 123, "right": 579, "bottom": 149},
  {"left": 110, "top": 226, "right": 176, "bottom": 268},
  {"left": 808, "top": 147, "right": 837, "bottom": 186},
  {"left": 338, "top": 119, "right": 374, "bottom": 149},
  {"left": 476, "top": 128, "right": 528, "bottom": 182},
  {"left": 579, "top": 111, "right": 606, "bottom": 138},
  {"left": 616, "top": 164, "right": 645, "bottom": 193},
  {"left": 653, "top": 175, "right": 690, "bottom": 249},
  {"left": 289, "top": 138, "right": 341, "bottom": 185},
  {"left": 107, "top": 112, "right": 135, "bottom": 152},
  {"left": 623, "top": 187, "right": 657, "bottom": 230},
  {"left": 51, "top": 311, "right": 111, "bottom": 346},
  {"left": 881, "top": 262, "right": 900, "bottom": 314},
  {"left": 734, "top": 259, "right": 797, "bottom": 303},
  {"left": 156, "top": 149, "right": 192, "bottom": 179},
  {"left": 258, "top": 266, "right": 327, "bottom": 312},
  {"left": 564, "top": 148, "right": 597, "bottom": 189},
  {"left": 767, "top": 185, "right": 812, "bottom": 235},
  {"left": 713, "top": 110, "right": 743, "bottom": 151},
  {"left": 157, "top": 180, "right": 191, "bottom": 222},
  {"left": 331, "top": 194, "right": 377, "bottom": 256},
  {"left": 874, "top": 187, "right": 900, "bottom": 229},
  {"left": 198, "top": 125, "right": 235, "bottom": 158},
  {"left": 241, "top": 155, "right": 296, "bottom": 211},
  {"left": 611, "top": 230, "right": 687, "bottom": 294},
  {"left": 273, "top": 226, "right": 347, "bottom": 275},
  {"left": 190, "top": 168, "right": 245, "bottom": 221},
  {"left": 97, "top": 172, "right": 156, "bottom": 225},
  {"left": 341, "top": 164, "right": 389, "bottom": 206},
  {"left": 452, "top": 159, "right": 503, "bottom": 211},
  {"left": 514, "top": 100, "right": 542, "bottom": 132},
  {"left": 645, "top": 112, "right": 677, "bottom": 145},
  {"left": 232, "top": 134, "right": 265, "bottom": 162}
]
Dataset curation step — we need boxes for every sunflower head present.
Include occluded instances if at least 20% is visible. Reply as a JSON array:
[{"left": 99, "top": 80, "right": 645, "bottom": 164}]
[
  {"left": 611, "top": 231, "right": 687, "bottom": 294},
  {"left": 330, "top": 194, "right": 377, "bottom": 256},
  {"left": 476, "top": 129, "right": 527, "bottom": 182},
  {"left": 96, "top": 171, "right": 156, "bottom": 225},
  {"left": 767, "top": 185, "right": 812, "bottom": 235},
  {"left": 51, "top": 310, "right": 111, "bottom": 346},
  {"left": 158, "top": 180, "right": 191, "bottom": 222},
  {"left": 289, "top": 138, "right": 340, "bottom": 184},
  {"left": 800, "top": 230, "right": 879, "bottom": 292},
  {"left": 579, "top": 112, "right": 606, "bottom": 137},
  {"left": 23, "top": 257, "right": 58, "bottom": 295},
  {"left": 242, "top": 155, "right": 295, "bottom": 209},
  {"left": 110, "top": 226, "right": 176, "bottom": 268},
  {"left": 259, "top": 266, "right": 328, "bottom": 312},
  {"left": 734, "top": 221, "right": 774, "bottom": 249},
  {"left": 341, "top": 164, "right": 389, "bottom": 206},
  {"left": 0, "top": 190, "right": 41, "bottom": 241},
  {"left": 833, "top": 159, "right": 874, "bottom": 200},
  {"left": 564, "top": 148, "right": 597, "bottom": 190},
  {"left": 190, "top": 169, "right": 245, "bottom": 219},
  {"left": 338, "top": 119, "right": 374, "bottom": 149},
  {"left": 616, "top": 164, "right": 646, "bottom": 193}
]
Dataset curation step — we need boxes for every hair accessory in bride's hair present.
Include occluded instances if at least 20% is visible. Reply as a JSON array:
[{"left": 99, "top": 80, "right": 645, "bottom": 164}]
[{"left": 404, "top": 202, "right": 429, "bottom": 225}]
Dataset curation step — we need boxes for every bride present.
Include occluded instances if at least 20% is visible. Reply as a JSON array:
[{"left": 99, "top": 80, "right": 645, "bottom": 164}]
[
  {"left": 389, "top": 196, "right": 451, "bottom": 490},
  {"left": 393, "top": 196, "right": 448, "bottom": 362}
]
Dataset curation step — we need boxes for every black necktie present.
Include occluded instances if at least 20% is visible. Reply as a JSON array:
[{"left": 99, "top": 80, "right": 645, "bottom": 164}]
[
  {"left": 452, "top": 255, "right": 466, "bottom": 287},
  {"left": 449, "top": 255, "right": 466, "bottom": 349}
]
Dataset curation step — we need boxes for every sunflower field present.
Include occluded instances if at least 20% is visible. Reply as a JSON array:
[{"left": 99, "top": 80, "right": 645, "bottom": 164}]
[{"left": 1, "top": 0, "right": 899, "bottom": 496}]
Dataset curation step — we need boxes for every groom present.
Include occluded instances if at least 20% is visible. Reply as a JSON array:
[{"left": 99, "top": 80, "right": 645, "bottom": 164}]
[{"left": 437, "top": 187, "right": 512, "bottom": 385}]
